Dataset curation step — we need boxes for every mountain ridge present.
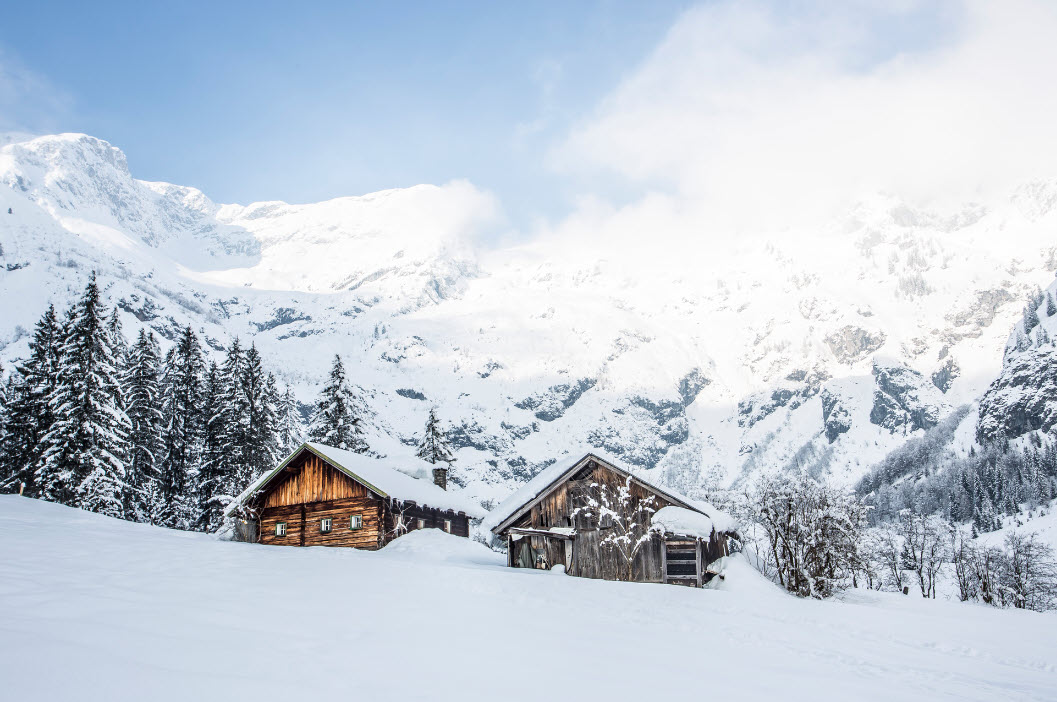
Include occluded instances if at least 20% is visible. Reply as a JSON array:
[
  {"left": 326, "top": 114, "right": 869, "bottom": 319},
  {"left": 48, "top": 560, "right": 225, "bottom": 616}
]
[{"left": 2, "top": 131, "right": 1055, "bottom": 507}]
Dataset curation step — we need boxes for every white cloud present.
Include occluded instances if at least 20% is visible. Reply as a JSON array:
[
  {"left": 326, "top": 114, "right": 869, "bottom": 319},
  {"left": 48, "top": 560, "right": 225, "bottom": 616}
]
[
  {"left": 549, "top": 0, "right": 1057, "bottom": 240},
  {"left": 0, "top": 49, "right": 70, "bottom": 135}
]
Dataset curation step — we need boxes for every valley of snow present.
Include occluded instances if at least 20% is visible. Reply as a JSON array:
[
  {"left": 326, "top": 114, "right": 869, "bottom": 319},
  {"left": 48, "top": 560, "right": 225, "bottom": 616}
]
[
  {"left": 2, "top": 133, "right": 1056, "bottom": 507},
  {"left": 1, "top": 495, "right": 1055, "bottom": 701}
]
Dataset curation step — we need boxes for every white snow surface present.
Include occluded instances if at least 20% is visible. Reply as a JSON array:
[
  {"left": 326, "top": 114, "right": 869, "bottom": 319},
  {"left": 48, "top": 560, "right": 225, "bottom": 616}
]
[
  {"left": 651, "top": 505, "right": 716, "bottom": 539},
  {"left": 1, "top": 496, "right": 1055, "bottom": 701},
  {"left": 228, "top": 443, "right": 485, "bottom": 518}
]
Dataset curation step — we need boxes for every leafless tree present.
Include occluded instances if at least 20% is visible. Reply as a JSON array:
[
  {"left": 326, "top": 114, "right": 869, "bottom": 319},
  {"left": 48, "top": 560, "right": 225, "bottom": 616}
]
[
  {"left": 899, "top": 510, "right": 950, "bottom": 598},
  {"left": 572, "top": 474, "right": 658, "bottom": 581},
  {"left": 747, "top": 472, "right": 868, "bottom": 598}
]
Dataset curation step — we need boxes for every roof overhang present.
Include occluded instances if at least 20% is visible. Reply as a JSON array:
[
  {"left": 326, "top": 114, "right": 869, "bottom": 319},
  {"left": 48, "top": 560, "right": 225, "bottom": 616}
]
[{"left": 491, "top": 453, "right": 702, "bottom": 535}]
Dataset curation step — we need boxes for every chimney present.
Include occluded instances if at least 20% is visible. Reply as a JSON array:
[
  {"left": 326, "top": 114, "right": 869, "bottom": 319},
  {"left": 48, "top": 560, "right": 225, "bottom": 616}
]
[{"left": 432, "top": 466, "right": 448, "bottom": 491}]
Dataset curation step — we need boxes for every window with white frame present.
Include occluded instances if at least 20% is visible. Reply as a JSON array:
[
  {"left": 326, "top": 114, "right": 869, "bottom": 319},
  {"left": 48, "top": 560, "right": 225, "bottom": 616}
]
[
  {"left": 350, "top": 514, "right": 363, "bottom": 530},
  {"left": 416, "top": 518, "right": 425, "bottom": 529},
  {"left": 320, "top": 518, "right": 332, "bottom": 533},
  {"left": 275, "top": 522, "right": 287, "bottom": 537},
  {"left": 444, "top": 519, "right": 452, "bottom": 533}
]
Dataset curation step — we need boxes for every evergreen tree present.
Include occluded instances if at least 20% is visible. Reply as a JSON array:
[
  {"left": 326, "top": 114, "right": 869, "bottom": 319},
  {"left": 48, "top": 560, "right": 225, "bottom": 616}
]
[
  {"left": 158, "top": 326, "right": 205, "bottom": 528},
  {"left": 123, "top": 330, "right": 163, "bottom": 521},
  {"left": 275, "top": 385, "right": 303, "bottom": 457},
  {"left": 37, "top": 274, "right": 131, "bottom": 516},
  {"left": 307, "top": 354, "right": 365, "bottom": 452},
  {"left": 415, "top": 407, "right": 457, "bottom": 468},
  {"left": 239, "top": 344, "right": 273, "bottom": 491},
  {"left": 1023, "top": 295, "right": 1041, "bottom": 333},
  {"left": 196, "top": 361, "right": 229, "bottom": 531},
  {"left": 4, "top": 305, "right": 63, "bottom": 494},
  {"left": 219, "top": 338, "right": 249, "bottom": 480},
  {"left": 1047, "top": 291, "right": 1057, "bottom": 317}
]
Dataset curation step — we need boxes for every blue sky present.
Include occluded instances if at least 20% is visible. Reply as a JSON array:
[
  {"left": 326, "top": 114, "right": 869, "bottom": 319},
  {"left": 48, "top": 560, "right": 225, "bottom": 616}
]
[
  {"left": 4, "top": 2, "right": 1054, "bottom": 240},
  {"left": 0, "top": 1, "right": 693, "bottom": 222}
]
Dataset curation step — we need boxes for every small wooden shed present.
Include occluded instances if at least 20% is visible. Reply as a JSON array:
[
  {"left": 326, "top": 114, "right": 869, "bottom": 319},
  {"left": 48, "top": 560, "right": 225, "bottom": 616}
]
[
  {"left": 225, "top": 442, "right": 484, "bottom": 549},
  {"left": 484, "top": 453, "right": 737, "bottom": 587}
]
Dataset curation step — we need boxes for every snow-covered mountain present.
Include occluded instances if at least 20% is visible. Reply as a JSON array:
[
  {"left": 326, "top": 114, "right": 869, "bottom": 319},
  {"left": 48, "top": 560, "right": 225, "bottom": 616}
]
[{"left": 2, "top": 132, "right": 1055, "bottom": 506}]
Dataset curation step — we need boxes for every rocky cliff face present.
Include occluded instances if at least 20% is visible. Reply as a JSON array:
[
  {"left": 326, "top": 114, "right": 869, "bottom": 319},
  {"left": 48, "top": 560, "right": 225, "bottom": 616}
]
[
  {"left": 977, "top": 281, "right": 1057, "bottom": 442},
  {"left": 2, "top": 133, "right": 1057, "bottom": 504}
]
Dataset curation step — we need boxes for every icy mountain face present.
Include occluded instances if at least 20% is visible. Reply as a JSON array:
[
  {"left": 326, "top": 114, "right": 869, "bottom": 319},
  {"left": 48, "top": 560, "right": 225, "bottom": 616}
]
[{"left": 2, "top": 133, "right": 1056, "bottom": 505}]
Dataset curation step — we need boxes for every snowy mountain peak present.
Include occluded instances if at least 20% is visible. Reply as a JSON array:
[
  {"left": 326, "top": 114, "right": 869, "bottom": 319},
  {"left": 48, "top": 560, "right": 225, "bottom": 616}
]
[{"left": 2, "top": 131, "right": 1056, "bottom": 506}]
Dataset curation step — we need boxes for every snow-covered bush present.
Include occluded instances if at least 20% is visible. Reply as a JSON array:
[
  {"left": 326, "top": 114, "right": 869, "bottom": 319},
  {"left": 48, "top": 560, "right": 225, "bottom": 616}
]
[{"left": 744, "top": 472, "right": 868, "bottom": 598}]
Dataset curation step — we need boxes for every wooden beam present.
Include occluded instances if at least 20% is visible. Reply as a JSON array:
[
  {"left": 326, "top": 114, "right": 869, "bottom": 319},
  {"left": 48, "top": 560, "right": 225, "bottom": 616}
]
[
  {"left": 661, "top": 540, "right": 668, "bottom": 585},
  {"left": 695, "top": 539, "right": 703, "bottom": 588}
]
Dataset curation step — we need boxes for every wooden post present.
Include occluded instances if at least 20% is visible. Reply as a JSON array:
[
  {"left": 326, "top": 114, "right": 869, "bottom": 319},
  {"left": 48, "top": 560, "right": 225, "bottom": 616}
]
[
  {"left": 661, "top": 538, "right": 668, "bottom": 585},
  {"left": 695, "top": 540, "right": 703, "bottom": 588}
]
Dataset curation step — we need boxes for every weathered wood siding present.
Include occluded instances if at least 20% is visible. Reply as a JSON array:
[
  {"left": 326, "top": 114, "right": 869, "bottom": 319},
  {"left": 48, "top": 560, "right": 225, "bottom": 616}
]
[
  {"left": 260, "top": 497, "right": 385, "bottom": 549},
  {"left": 262, "top": 453, "right": 369, "bottom": 508},
  {"left": 381, "top": 502, "right": 471, "bottom": 545},
  {"left": 509, "top": 461, "right": 676, "bottom": 582}
]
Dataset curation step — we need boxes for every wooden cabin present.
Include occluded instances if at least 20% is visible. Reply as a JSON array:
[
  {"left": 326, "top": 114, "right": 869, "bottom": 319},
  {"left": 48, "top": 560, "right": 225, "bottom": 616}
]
[
  {"left": 226, "top": 442, "right": 484, "bottom": 549},
  {"left": 484, "top": 453, "right": 737, "bottom": 587}
]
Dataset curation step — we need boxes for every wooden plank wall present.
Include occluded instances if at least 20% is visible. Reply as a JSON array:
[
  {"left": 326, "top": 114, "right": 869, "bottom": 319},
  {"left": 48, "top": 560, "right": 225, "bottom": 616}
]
[
  {"left": 260, "top": 497, "right": 384, "bottom": 549},
  {"left": 381, "top": 501, "right": 472, "bottom": 545},
  {"left": 262, "top": 453, "right": 369, "bottom": 508},
  {"left": 509, "top": 461, "right": 674, "bottom": 582}
]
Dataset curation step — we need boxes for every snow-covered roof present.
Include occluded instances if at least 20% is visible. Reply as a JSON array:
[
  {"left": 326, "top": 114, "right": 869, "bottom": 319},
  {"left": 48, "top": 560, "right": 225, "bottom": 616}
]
[
  {"left": 225, "top": 442, "right": 485, "bottom": 519},
  {"left": 482, "top": 451, "right": 735, "bottom": 535},
  {"left": 650, "top": 506, "right": 715, "bottom": 540}
]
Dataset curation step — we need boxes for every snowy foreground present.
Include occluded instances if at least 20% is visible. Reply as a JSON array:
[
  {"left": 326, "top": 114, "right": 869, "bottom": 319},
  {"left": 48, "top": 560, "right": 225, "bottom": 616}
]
[{"left": 1, "top": 497, "right": 1054, "bottom": 702}]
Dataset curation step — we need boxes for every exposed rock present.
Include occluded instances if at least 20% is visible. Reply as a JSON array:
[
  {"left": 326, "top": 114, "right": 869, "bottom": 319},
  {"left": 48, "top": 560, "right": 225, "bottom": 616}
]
[
  {"left": 515, "top": 377, "right": 597, "bottom": 422},
  {"left": 870, "top": 360, "right": 949, "bottom": 434},
  {"left": 825, "top": 325, "right": 886, "bottom": 364},
  {"left": 977, "top": 345, "right": 1057, "bottom": 441},
  {"left": 253, "top": 307, "right": 312, "bottom": 332},
  {"left": 820, "top": 389, "right": 853, "bottom": 443},
  {"left": 738, "top": 367, "right": 830, "bottom": 429},
  {"left": 931, "top": 357, "right": 960, "bottom": 393}
]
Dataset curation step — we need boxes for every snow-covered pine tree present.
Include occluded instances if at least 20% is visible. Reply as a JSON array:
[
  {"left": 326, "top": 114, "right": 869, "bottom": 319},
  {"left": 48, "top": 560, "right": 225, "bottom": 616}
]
[
  {"left": 196, "top": 361, "right": 229, "bottom": 531},
  {"left": 239, "top": 344, "right": 273, "bottom": 491},
  {"left": 1047, "top": 291, "right": 1057, "bottom": 317},
  {"left": 37, "top": 274, "right": 131, "bottom": 517},
  {"left": 415, "top": 407, "right": 457, "bottom": 468},
  {"left": 218, "top": 338, "right": 249, "bottom": 490},
  {"left": 157, "top": 325, "right": 205, "bottom": 528},
  {"left": 123, "top": 329, "right": 163, "bottom": 521},
  {"left": 1023, "top": 292, "right": 1042, "bottom": 333},
  {"left": 307, "top": 354, "right": 366, "bottom": 452},
  {"left": 263, "top": 372, "right": 281, "bottom": 466},
  {"left": 276, "top": 385, "right": 303, "bottom": 457},
  {"left": 4, "top": 305, "right": 63, "bottom": 495}
]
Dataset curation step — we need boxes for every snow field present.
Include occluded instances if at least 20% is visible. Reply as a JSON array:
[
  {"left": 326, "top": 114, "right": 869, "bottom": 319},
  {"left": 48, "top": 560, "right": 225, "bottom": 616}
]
[{"left": 1, "top": 495, "right": 1054, "bottom": 701}]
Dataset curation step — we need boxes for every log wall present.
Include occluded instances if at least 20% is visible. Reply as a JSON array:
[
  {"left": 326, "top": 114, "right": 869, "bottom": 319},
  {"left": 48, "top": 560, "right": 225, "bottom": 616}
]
[
  {"left": 381, "top": 501, "right": 471, "bottom": 545},
  {"left": 260, "top": 496, "right": 385, "bottom": 549}
]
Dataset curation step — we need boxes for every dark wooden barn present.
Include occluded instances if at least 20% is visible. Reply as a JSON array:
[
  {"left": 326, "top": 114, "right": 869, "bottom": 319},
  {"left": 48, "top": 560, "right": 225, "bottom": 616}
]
[
  {"left": 485, "top": 453, "right": 737, "bottom": 587},
  {"left": 226, "top": 442, "right": 483, "bottom": 549}
]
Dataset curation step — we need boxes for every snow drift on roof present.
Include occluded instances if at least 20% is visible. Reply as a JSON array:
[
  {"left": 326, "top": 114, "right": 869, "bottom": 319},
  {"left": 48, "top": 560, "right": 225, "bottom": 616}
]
[
  {"left": 651, "top": 506, "right": 716, "bottom": 539},
  {"left": 225, "top": 443, "right": 485, "bottom": 519}
]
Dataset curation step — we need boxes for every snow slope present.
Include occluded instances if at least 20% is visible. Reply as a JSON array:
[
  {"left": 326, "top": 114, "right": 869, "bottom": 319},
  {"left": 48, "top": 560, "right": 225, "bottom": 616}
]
[
  {"left": 1, "top": 496, "right": 1054, "bottom": 701},
  {"left": 2, "top": 132, "right": 1057, "bottom": 507}
]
